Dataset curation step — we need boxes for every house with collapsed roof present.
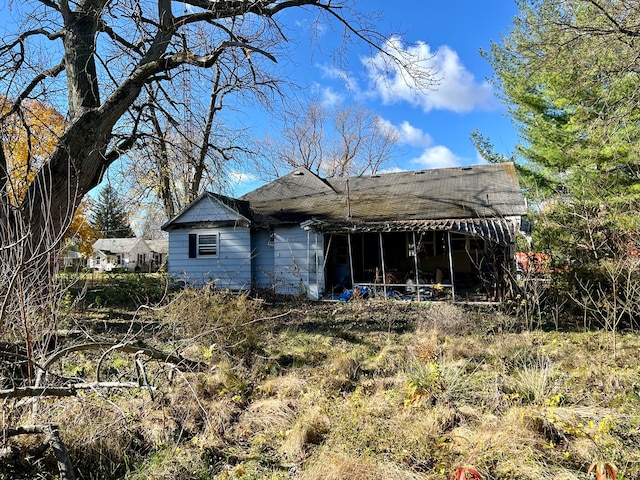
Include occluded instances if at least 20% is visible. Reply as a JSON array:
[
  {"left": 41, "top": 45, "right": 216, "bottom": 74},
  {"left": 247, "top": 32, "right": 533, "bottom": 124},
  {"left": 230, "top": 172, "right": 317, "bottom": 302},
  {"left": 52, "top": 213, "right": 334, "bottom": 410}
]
[{"left": 161, "top": 163, "right": 528, "bottom": 301}]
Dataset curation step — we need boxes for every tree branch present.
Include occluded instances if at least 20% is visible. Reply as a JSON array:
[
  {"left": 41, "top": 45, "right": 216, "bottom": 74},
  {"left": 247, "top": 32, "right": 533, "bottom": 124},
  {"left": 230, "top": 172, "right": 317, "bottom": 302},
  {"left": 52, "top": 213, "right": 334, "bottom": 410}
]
[
  {"left": 0, "top": 382, "right": 157, "bottom": 399},
  {"left": 34, "top": 341, "right": 207, "bottom": 387},
  {"left": 4, "top": 424, "right": 75, "bottom": 480}
]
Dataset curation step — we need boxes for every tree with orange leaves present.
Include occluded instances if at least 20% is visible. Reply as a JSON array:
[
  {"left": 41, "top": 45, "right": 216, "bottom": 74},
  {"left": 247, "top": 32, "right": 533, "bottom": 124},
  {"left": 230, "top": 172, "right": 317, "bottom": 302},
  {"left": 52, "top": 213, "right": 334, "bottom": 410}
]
[
  {"left": 1, "top": 97, "right": 100, "bottom": 255},
  {"left": 1, "top": 98, "right": 66, "bottom": 205},
  {"left": 65, "top": 198, "right": 100, "bottom": 259}
]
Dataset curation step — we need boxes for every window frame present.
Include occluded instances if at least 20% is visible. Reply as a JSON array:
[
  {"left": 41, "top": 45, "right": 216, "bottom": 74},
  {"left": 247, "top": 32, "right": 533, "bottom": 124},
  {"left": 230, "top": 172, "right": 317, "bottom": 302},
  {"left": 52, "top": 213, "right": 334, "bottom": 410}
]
[{"left": 189, "top": 232, "right": 219, "bottom": 258}]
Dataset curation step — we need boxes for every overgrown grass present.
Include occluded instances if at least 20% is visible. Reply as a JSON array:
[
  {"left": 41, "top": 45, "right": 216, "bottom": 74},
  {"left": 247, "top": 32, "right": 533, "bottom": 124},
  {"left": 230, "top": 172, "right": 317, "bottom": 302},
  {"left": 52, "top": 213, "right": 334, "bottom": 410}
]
[{"left": 3, "top": 295, "right": 640, "bottom": 480}]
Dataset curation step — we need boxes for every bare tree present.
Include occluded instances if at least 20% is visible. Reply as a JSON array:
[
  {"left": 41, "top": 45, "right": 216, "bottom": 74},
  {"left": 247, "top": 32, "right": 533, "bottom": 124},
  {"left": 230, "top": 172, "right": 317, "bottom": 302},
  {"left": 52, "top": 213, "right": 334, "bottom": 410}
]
[
  {"left": 0, "top": 1, "right": 435, "bottom": 329},
  {"left": 264, "top": 97, "right": 401, "bottom": 177},
  {"left": 122, "top": 42, "right": 282, "bottom": 221},
  {"left": 0, "top": 0, "right": 437, "bottom": 365},
  {"left": 0, "top": 6, "right": 435, "bottom": 475},
  {"left": 0, "top": 1, "right": 434, "bottom": 250}
]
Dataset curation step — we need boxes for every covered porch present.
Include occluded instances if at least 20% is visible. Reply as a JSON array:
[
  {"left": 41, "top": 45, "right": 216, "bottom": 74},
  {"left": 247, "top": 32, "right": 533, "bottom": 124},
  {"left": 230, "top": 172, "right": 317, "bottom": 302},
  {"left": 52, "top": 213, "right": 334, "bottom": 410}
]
[{"left": 305, "top": 218, "right": 519, "bottom": 302}]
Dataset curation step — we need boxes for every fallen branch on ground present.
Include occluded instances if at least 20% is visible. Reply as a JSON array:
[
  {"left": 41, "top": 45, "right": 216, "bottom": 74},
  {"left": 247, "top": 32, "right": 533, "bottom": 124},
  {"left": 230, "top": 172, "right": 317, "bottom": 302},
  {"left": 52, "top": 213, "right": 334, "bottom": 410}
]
[
  {"left": 3, "top": 424, "right": 75, "bottom": 480},
  {"left": 0, "top": 382, "right": 156, "bottom": 399}
]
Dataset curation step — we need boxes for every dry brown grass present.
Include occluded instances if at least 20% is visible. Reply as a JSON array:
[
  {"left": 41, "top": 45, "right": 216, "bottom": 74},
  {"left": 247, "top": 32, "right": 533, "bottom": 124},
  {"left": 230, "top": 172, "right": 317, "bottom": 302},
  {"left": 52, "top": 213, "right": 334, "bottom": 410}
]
[
  {"left": 280, "top": 406, "right": 331, "bottom": 462},
  {"left": 5, "top": 293, "right": 640, "bottom": 480},
  {"left": 299, "top": 453, "right": 425, "bottom": 480},
  {"left": 415, "top": 302, "right": 477, "bottom": 336},
  {"left": 258, "top": 374, "right": 311, "bottom": 398}
]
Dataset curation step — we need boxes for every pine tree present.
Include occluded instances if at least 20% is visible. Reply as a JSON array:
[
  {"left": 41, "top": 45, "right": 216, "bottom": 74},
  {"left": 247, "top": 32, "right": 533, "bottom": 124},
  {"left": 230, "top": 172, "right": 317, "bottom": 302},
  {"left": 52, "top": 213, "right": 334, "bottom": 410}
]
[
  {"left": 484, "top": 0, "right": 640, "bottom": 263},
  {"left": 91, "top": 184, "right": 135, "bottom": 238}
]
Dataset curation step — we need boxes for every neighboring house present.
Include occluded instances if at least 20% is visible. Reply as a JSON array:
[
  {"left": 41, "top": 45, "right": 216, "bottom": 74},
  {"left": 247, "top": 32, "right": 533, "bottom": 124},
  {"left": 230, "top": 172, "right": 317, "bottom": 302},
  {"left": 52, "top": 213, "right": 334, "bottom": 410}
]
[
  {"left": 146, "top": 239, "right": 169, "bottom": 271},
  {"left": 161, "top": 163, "right": 528, "bottom": 301},
  {"left": 59, "top": 249, "right": 87, "bottom": 271},
  {"left": 91, "top": 238, "right": 168, "bottom": 272}
]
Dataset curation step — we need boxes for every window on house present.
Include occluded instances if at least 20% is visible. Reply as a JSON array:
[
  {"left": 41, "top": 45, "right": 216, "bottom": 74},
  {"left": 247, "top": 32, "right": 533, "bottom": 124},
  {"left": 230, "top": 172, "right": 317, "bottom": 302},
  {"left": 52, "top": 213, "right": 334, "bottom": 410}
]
[
  {"left": 189, "top": 233, "right": 218, "bottom": 258},
  {"left": 199, "top": 234, "right": 218, "bottom": 256},
  {"left": 188, "top": 233, "right": 219, "bottom": 257}
]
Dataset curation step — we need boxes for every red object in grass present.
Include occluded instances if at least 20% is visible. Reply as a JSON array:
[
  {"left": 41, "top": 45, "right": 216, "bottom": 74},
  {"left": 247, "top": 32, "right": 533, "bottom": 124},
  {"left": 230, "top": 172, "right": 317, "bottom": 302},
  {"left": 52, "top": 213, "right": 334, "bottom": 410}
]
[
  {"left": 450, "top": 466, "right": 483, "bottom": 480},
  {"left": 588, "top": 461, "right": 617, "bottom": 480}
]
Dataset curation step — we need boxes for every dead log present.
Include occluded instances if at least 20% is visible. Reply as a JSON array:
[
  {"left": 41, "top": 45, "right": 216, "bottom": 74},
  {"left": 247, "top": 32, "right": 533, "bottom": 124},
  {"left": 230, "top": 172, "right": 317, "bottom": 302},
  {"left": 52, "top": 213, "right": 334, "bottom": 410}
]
[
  {"left": 35, "top": 341, "right": 207, "bottom": 387},
  {"left": 4, "top": 424, "right": 75, "bottom": 480},
  {"left": 0, "top": 381, "right": 155, "bottom": 399}
]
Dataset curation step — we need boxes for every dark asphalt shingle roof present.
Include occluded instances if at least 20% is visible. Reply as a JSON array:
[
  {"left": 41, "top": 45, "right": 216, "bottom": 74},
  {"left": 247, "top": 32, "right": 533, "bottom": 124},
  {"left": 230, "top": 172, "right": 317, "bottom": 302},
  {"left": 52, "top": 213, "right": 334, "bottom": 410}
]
[{"left": 240, "top": 163, "right": 527, "bottom": 223}]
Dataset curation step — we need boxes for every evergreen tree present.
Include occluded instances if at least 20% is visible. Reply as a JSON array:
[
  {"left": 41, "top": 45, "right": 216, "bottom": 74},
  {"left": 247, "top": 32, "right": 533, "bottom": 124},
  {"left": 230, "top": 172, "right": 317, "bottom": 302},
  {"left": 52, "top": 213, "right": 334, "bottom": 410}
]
[
  {"left": 482, "top": 0, "right": 640, "bottom": 330},
  {"left": 484, "top": 0, "right": 640, "bottom": 263},
  {"left": 91, "top": 184, "right": 135, "bottom": 238}
]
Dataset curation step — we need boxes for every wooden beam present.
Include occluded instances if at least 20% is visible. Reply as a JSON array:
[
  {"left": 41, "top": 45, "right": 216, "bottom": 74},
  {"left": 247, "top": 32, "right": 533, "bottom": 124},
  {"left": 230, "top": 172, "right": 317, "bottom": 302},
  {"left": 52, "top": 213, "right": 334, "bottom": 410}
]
[
  {"left": 412, "top": 231, "right": 420, "bottom": 301},
  {"left": 379, "top": 232, "right": 387, "bottom": 297},
  {"left": 447, "top": 231, "right": 456, "bottom": 302},
  {"left": 347, "top": 232, "right": 355, "bottom": 288}
]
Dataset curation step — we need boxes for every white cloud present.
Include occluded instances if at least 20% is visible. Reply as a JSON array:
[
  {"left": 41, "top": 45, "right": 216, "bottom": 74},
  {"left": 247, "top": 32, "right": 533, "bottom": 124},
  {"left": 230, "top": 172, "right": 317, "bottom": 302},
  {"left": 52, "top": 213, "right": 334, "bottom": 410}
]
[
  {"left": 317, "top": 64, "right": 361, "bottom": 94},
  {"left": 377, "top": 118, "right": 433, "bottom": 148},
  {"left": 363, "top": 37, "right": 496, "bottom": 113},
  {"left": 379, "top": 165, "right": 405, "bottom": 174},
  {"left": 411, "top": 145, "right": 462, "bottom": 169},
  {"left": 374, "top": 118, "right": 462, "bottom": 170},
  {"left": 397, "top": 121, "right": 433, "bottom": 148},
  {"left": 229, "top": 171, "right": 257, "bottom": 184},
  {"left": 320, "top": 87, "right": 343, "bottom": 107}
]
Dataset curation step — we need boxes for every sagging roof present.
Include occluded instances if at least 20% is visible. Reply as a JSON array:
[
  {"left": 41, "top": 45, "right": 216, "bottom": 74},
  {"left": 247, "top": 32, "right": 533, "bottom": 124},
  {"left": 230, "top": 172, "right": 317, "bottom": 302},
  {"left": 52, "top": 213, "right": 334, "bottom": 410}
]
[
  {"left": 303, "top": 218, "right": 519, "bottom": 245},
  {"left": 240, "top": 163, "right": 527, "bottom": 223},
  {"left": 146, "top": 239, "right": 168, "bottom": 254},
  {"left": 162, "top": 164, "right": 527, "bottom": 245}
]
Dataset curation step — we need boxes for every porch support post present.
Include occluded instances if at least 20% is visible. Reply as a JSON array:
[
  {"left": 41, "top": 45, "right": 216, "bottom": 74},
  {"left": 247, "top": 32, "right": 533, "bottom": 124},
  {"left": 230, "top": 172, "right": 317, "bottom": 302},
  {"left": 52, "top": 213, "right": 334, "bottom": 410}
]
[
  {"left": 316, "top": 233, "right": 321, "bottom": 295},
  {"left": 412, "top": 231, "right": 421, "bottom": 301},
  {"left": 447, "top": 231, "right": 456, "bottom": 302},
  {"left": 322, "top": 234, "right": 333, "bottom": 273},
  {"left": 347, "top": 231, "right": 355, "bottom": 289},
  {"left": 307, "top": 231, "right": 311, "bottom": 295},
  {"left": 379, "top": 232, "right": 387, "bottom": 297},
  {"left": 322, "top": 234, "right": 334, "bottom": 294}
]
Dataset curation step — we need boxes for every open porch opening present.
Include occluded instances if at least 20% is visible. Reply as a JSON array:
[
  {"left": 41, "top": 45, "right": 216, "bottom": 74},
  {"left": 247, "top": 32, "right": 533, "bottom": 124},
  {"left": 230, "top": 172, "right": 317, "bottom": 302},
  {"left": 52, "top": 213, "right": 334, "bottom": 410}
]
[{"left": 318, "top": 220, "right": 516, "bottom": 302}]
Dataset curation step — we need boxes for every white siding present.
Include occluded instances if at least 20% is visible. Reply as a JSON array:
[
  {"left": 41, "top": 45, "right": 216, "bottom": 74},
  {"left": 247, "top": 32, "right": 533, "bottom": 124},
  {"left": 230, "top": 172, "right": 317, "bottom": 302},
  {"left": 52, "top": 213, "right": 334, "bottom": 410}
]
[
  {"left": 273, "top": 226, "right": 325, "bottom": 299},
  {"left": 126, "top": 240, "right": 153, "bottom": 269},
  {"left": 178, "top": 196, "right": 247, "bottom": 224},
  {"left": 251, "top": 230, "right": 275, "bottom": 289},
  {"left": 167, "top": 226, "right": 252, "bottom": 290},
  {"left": 92, "top": 239, "right": 152, "bottom": 272}
]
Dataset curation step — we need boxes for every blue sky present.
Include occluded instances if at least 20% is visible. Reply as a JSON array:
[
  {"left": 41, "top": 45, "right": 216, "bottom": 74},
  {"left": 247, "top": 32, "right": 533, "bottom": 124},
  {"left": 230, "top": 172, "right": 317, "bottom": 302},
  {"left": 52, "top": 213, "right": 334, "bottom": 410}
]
[
  {"left": 0, "top": 1, "right": 521, "bottom": 197},
  {"left": 232, "top": 0, "right": 521, "bottom": 195}
]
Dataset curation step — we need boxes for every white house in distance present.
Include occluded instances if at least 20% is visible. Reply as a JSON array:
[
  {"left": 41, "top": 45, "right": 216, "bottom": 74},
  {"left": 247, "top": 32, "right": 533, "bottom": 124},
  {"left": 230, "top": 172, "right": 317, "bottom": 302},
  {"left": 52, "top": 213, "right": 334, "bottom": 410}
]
[
  {"left": 91, "top": 238, "right": 168, "bottom": 272},
  {"left": 161, "top": 164, "right": 528, "bottom": 302}
]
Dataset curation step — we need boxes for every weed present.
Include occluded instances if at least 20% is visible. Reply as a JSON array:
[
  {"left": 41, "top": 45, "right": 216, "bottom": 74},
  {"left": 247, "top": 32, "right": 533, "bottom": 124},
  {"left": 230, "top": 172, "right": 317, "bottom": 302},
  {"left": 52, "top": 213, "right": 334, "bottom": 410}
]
[
  {"left": 280, "top": 406, "right": 330, "bottom": 462},
  {"left": 588, "top": 460, "right": 617, "bottom": 480},
  {"left": 415, "top": 302, "right": 477, "bottom": 336},
  {"left": 509, "top": 352, "right": 558, "bottom": 405},
  {"left": 162, "top": 289, "right": 262, "bottom": 361},
  {"left": 451, "top": 465, "right": 482, "bottom": 480}
]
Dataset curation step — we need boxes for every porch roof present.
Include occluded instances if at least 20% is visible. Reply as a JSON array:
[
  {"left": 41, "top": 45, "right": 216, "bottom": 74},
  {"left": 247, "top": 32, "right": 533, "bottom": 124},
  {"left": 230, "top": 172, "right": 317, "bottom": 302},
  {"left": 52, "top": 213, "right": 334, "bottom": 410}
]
[{"left": 302, "top": 217, "right": 519, "bottom": 246}]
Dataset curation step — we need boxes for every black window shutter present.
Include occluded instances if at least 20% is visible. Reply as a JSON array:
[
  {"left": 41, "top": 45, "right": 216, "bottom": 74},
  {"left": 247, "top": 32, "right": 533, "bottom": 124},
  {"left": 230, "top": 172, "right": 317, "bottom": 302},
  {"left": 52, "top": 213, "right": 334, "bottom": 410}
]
[{"left": 188, "top": 234, "right": 197, "bottom": 258}]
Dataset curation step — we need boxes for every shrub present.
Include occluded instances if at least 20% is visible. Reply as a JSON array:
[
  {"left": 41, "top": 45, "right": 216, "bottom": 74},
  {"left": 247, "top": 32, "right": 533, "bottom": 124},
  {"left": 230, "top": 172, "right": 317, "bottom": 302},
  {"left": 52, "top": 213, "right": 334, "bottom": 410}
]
[
  {"left": 415, "top": 303, "right": 477, "bottom": 336},
  {"left": 161, "top": 288, "right": 263, "bottom": 361}
]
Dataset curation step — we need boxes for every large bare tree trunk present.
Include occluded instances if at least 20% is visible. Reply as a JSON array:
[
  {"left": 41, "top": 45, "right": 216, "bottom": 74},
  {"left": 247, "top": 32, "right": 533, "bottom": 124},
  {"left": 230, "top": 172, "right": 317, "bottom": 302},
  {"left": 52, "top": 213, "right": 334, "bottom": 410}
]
[{"left": 0, "top": 0, "right": 436, "bottom": 331}]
